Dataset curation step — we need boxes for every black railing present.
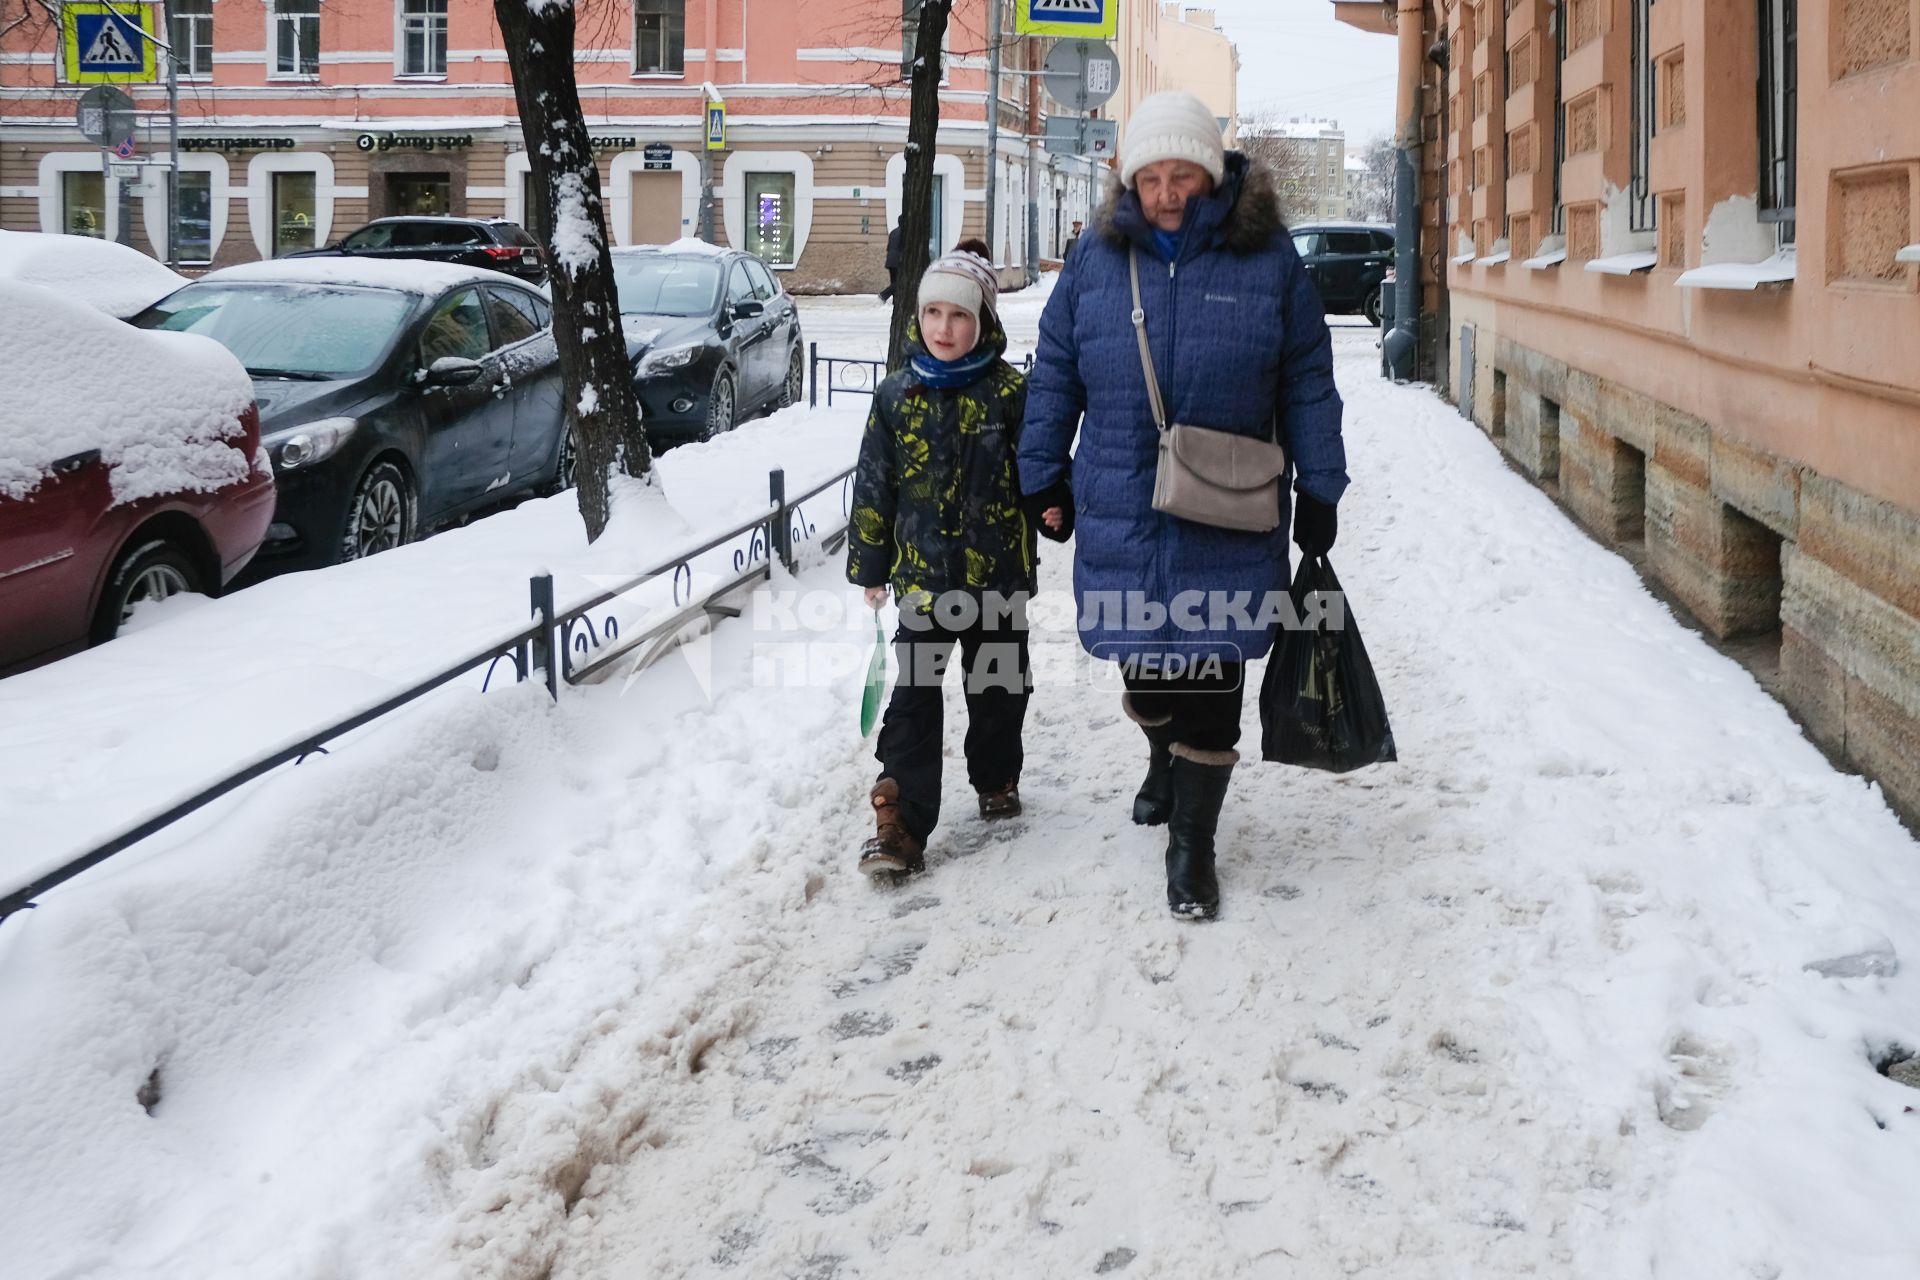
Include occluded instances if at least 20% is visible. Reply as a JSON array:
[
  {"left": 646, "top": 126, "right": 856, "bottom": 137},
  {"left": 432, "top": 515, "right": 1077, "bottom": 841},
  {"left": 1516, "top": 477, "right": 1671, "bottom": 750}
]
[
  {"left": 808, "top": 341, "right": 1034, "bottom": 409},
  {"left": 0, "top": 461, "right": 856, "bottom": 925}
]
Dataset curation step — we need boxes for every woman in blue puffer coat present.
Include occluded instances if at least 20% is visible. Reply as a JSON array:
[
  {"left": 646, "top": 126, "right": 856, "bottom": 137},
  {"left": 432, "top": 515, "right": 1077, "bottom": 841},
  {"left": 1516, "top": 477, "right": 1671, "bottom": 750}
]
[{"left": 1018, "top": 90, "right": 1350, "bottom": 923}]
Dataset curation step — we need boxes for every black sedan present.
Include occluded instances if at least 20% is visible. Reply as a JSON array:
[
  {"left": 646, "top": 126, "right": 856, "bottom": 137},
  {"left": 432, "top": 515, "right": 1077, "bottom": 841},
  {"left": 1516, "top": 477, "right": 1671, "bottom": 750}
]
[
  {"left": 290, "top": 216, "right": 550, "bottom": 287},
  {"left": 132, "top": 259, "right": 571, "bottom": 575},
  {"left": 610, "top": 246, "right": 804, "bottom": 442}
]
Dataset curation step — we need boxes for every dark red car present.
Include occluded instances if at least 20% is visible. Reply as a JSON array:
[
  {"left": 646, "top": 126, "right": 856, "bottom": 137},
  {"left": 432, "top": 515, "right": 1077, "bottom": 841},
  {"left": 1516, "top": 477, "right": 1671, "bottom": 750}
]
[{"left": 0, "top": 282, "right": 276, "bottom": 677}]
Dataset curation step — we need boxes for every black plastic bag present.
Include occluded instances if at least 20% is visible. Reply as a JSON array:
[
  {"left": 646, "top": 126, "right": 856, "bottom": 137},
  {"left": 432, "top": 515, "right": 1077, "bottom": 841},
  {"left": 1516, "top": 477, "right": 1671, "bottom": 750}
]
[{"left": 1260, "top": 555, "right": 1399, "bottom": 772}]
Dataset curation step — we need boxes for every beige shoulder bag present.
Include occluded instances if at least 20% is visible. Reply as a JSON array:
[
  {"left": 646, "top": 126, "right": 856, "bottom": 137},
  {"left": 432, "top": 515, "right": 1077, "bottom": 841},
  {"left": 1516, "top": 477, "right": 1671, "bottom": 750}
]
[{"left": 1130, "top": 248, "right": 1290, "bottom": 533}]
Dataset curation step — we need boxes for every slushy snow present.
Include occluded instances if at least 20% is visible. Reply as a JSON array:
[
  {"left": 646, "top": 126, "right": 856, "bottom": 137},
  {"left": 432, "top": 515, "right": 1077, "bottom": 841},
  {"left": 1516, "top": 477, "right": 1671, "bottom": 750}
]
[{"left": 1, "top": 282, "right": 1917, "bottom": 1280}]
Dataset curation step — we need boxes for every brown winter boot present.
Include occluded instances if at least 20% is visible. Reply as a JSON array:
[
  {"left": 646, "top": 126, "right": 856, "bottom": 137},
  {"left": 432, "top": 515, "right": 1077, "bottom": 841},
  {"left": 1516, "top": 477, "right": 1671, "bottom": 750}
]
[
  {"left": 860, "top": 778, "right": 926, "bottom": 876},
  {"left": 977, "top": 781, "right": 1022, "bottom": 820}
]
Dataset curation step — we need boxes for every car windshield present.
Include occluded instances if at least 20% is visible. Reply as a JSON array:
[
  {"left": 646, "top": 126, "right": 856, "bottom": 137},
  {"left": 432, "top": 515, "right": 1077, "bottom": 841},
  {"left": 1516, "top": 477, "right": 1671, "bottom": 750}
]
[
  {"left": 611, "top": 256, "right": 723, "bottom": 317},
  {"left": 132, "top": 282, "right": 414, "bottom": 379}
]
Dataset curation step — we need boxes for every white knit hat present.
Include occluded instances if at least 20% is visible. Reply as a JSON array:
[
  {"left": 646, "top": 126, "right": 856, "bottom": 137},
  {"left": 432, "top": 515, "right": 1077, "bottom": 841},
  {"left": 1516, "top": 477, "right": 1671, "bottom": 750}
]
[
  {"left": 1120, "top": 90, "right": 1227, "bottom": 189},
  {"left": 917, "top": 249, "right": 998, "bottom": 326}
]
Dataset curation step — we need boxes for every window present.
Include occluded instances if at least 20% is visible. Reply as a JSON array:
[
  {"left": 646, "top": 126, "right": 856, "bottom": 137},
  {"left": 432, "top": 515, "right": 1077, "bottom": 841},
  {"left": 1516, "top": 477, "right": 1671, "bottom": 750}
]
[
  {"left": 387, "top": 174, "right": 452, "bottom": 216},
  {"left": 744, "top": 172, "right": 796, "bottom": 266},
  {"left": 171, "top": 0, "right": 213, "bottom": 78},
  {"left": 744, "top": 257, "right": 778, "bottom": 301},
  {"left": 484, "top": 288, "right": 543, "bottom": 347},
  {"left": 419, "top": 288, "right": 490, "bottom": 364},
  {"left": 341, "top": 224, "right": 395, "bottom": 251},
  {"left": 63, "top": 171, "right": 105, "bottom": 238},
  {"left": 177, "top": 170, "right": 213, "bottom": 261},
  {"left": 1291, "top": 232, "right": 1320, "bottom": 258},
  {"left": 926, "top": 173, "right": 946, "bottom": 254},
  {"left": 633, "top": 0, "right": 686, "bottom": 75},
  {"left": 400, "top": 0, "right": 448, "bottom": 77},
  {"left": 1628, "top": 0, "right": 1655, "bottom": 232},
  {"left": 1325, "top": 231, "right": 1375, "bottom": 255},
  {"left": 1758, "top": 0, "right": 1797, "bottom": 242},
  {"left": 726, "top": 264, "right": 756, "bottom": 312},
  {"left": 520, "top": 172, "right": 549, "bottom": 245},
  {"left": 901, "top": 0, "right": 944, "bottom": 80},
  {"left": 273, "top": 171, "right": 317, "bottom": 255},
  {"left": 274, "top": 0, "right": 320, "bottom": 77}
]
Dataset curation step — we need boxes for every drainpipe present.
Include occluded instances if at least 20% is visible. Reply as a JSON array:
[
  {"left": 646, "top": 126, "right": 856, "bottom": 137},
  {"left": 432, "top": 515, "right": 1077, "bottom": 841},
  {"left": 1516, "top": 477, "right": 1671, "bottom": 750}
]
[
  {"left": 700, "top": 0, "right": 718, "bottom": 243},
  {"left": 1382, "top": 0, "right": 1426, "bottom": 383}
]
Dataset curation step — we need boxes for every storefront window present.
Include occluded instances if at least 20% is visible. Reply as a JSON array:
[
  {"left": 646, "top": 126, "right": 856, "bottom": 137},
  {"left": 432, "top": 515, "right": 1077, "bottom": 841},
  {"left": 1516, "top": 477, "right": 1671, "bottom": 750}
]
[
  {"left": 744, "top": 172, "right": 796, "bottom": 267},
  {"left": 389, "top": 173, "right": 451, "bottom": 216},
  {"left": 520, "top": 171, "right": 549, "bottom": 244},
  {"left": 274, "top": 171, "right": 318, "bottom": 255},
  {"left": 177, "top": 171, "right": 213, "bottom": 262},
  {"left": 63, "top": 170, "right": 105, "bottom": 238}
]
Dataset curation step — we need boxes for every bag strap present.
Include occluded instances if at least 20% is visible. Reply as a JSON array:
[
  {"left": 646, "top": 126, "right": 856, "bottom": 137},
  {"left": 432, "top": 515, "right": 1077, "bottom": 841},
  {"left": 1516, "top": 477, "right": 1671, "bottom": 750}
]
[{"left": 1128, "top": 248, "right": 1170, "bottom": 436}]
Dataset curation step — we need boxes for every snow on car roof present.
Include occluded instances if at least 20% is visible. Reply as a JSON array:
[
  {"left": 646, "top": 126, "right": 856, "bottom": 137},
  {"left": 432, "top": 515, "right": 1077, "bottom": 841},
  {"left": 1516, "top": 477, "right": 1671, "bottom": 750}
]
[
  {"left": 198, "top": 257, "right": 518, "bottom": 295},
  {"left": 0, "top": 279, "right": 256, "bottom": 507},
  {"left": 0, "top": 229, "right": 189, "bottom": 320},
  {"left": 611, "top": 238, "right": 734, "bottom": 258}
]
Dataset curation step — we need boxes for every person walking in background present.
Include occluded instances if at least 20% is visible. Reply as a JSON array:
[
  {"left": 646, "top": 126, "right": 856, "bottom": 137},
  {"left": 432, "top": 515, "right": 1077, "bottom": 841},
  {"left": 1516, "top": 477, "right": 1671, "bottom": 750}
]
[
  {"left": 1063, "top": 219, "right": 1084, "bottom": 261},
  {"left": 1018, "top": 90, "right": 1348, "bottom": 922},
  {"left": 847, "top": 246, "right": 1069, "bottom": 878},
  {"left": 880, "top": 214, "right": 905, "bottom": 302}
]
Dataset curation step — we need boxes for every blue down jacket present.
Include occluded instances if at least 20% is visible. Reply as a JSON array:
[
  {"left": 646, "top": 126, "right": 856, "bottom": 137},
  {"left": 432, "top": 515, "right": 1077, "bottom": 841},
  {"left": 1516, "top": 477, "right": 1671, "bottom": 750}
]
[{"left": 1017, "top": 152, "right": 1349, "bottom": 664}]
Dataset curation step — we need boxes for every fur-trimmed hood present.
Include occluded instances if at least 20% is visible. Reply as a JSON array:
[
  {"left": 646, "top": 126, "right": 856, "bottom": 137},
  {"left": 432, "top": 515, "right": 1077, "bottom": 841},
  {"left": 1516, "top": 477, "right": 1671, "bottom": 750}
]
[{"left": 1094, "top": 151, "right": 1285, "bottom": 257}]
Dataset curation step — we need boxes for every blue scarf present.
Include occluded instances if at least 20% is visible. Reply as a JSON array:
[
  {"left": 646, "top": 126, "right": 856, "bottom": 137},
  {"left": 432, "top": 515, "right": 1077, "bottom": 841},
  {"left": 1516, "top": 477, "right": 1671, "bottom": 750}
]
[
  {"left": 910, "top": 344, "right": 998, "bottom": 390},
  {"left": 1151, "top": 227, "right": 1183, "bottom": 263}
]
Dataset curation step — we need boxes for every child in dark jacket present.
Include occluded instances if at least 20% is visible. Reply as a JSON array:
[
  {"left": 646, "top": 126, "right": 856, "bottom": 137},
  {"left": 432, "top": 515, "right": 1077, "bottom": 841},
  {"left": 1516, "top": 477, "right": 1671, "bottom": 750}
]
[{"left": 845, "top": 245, "right": 1069, "bottom": 876}]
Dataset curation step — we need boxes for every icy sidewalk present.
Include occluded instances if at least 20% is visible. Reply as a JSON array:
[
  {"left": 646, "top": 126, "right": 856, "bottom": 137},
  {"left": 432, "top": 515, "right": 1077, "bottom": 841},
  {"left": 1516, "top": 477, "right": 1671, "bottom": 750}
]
[{"left": 2, "top": 322, "right": 1917, "bottom": 1280}]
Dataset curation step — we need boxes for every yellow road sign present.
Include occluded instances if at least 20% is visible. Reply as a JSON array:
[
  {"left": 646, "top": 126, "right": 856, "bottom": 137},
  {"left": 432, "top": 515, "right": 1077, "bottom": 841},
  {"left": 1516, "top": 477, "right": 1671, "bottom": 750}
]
[{"left": 63, "top": 2, "right": 158, "bottom": 85}]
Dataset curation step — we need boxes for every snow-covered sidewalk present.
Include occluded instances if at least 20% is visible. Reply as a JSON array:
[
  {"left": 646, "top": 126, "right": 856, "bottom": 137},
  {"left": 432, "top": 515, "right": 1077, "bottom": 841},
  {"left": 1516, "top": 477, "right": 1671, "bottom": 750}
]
[{"left": 3, "top": 299, "right": 1918, "bottom": 1280}]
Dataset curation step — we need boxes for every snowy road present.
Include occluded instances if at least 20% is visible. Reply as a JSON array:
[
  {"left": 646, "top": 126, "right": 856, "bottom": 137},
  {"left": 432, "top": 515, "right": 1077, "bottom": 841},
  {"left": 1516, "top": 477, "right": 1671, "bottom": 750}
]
[{"left": 4, "top": 286, "right": 1918, "bottom": 1280}]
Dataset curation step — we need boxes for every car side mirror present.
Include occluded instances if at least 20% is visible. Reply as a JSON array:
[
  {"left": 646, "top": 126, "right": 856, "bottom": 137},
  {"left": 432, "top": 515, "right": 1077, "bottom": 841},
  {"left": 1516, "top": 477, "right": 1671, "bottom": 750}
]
[
  {"left": 731, "top": 299, "right": 765, "bottom": 320},
  {"left": 417, "top": 356, "right": 485, "bottom": 387}
]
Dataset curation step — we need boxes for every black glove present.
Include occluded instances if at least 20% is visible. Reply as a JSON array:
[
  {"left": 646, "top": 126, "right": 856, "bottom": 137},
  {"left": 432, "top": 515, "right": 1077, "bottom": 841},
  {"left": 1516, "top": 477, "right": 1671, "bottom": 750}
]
[
  {"left": 1021, "top": 480, "right": 1075, "bottom": 543},
  {"left": 1292, "top": 493, "right": 1337, "bottom": 558}
]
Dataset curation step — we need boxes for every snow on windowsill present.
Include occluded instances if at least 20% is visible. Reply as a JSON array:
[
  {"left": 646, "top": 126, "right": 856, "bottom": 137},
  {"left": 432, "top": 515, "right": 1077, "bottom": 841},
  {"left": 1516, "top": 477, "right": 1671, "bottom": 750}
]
[
  {"left": 1675, "top": 250, "right": 1797, "bottom": 290},
  {"left": 1897, "top": 244, "right": 1920, "bottom": 265},
  {"left": 1476, "top": 251, "right": 1511, "bottom": 267},
  {"left": 1523, "top": 248, "right": 1567, "bottom": 269},
  {"left": 1449, "top": 251, "right": 1476, "bottom": 266},
  {"left": 1584, "top": 251, "right": 1659, "bottom": 276}
]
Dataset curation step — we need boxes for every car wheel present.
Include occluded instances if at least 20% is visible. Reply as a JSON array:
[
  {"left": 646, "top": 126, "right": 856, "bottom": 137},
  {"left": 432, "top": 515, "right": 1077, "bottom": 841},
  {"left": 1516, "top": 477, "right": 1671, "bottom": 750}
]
[
  {"left": 341, "top": 459, "right": 416, "bottom": 562},
  {"left": 1363, "top": 287, "right": 1384, "bottom": 327},
  {"left": 778, "top": 344, "right": 805, "bottom": 408},
  {"left": 545, "top": 427, "right": 578, "bottom": 495},
  {"left": 699, "top": 369, "right": 737, "bottom": 442},
  {"left": 92, "top": 538, "right": 203, "bottom": 643}
]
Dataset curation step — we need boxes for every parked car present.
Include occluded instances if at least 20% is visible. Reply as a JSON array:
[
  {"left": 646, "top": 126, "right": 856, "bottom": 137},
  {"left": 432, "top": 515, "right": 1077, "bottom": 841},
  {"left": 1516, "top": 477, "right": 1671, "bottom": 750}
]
[
  {"left": 290, "top": 216, "right": 550, "bottom": 287},
  {"left": 610, "top": 244, "right": 805, "bottom": 442},
  {"left": 1291, "top": 222, "right": 1395, "bottom": 325},
  {"left": 131, "top": 259, "right": 570, "bottom": 575},
  {"left": 0, "top": 228, "right": 189, "bottom": 319},
  {"left": 0, "top": 280, "right": 274, "bottom": 676}
]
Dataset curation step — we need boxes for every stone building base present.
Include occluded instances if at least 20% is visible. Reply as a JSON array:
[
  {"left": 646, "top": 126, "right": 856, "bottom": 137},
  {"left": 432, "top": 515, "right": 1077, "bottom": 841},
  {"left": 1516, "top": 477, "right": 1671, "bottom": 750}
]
[{"left": 1476, "top": 335, "right": 1920, "bottom": 827}]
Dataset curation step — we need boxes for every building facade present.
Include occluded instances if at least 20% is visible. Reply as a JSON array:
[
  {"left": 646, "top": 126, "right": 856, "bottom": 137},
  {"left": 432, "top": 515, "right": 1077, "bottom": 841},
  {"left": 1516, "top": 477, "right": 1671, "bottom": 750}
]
[
  {"left": 1152, "top": 5, "right": 1240, "bottom": 143},
  {"left": 0, "top": 0, "right": 1109, "bottom": 290},
  {"left": 1337, "top": 0, "right": 1920, "bottom": 825},
  {"left": 1243, "top": 118, "right": 1351, "bottom": 220}
]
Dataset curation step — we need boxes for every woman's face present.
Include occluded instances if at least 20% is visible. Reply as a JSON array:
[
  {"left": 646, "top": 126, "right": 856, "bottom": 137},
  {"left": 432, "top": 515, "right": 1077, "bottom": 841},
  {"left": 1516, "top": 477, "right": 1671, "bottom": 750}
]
[
  {"left": 1135, "top": 160, "right": 1215, "bottom": 233},
  {"left": 920, "top": 301, "right": 980, "bottom": 361}
]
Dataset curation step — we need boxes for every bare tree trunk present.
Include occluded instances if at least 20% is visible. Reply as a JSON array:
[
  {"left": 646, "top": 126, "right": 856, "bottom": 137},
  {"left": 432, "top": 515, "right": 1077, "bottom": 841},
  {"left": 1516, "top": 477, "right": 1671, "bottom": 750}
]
[
  {"left": 887, "top": 0, "right": 952, "bottom": 371},
  {"left": 494, "top": 0, "right": 648, "bottom": 544}
]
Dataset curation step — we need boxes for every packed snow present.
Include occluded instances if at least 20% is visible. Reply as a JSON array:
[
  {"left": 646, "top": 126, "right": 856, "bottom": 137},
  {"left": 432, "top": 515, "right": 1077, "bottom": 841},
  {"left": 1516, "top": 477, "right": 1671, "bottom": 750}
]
[
  {"left": 0, "top": 280, "right": 255, "bottom": 504},
  {"left": 201, "top": 256, "right": 535, "bottom": 296},
  {"left": 1, "top": 281, "right": 1917, "bottom": 1280},
  {"left": 0, "top": 228, "right": 189, "bottom": 319}
]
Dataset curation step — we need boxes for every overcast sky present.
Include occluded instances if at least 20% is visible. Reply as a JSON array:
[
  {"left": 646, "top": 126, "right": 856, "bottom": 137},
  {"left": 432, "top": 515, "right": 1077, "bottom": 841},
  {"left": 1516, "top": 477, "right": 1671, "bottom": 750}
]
[{"left": 1203, "top": 0, "right": 1401, "bottom": 146}]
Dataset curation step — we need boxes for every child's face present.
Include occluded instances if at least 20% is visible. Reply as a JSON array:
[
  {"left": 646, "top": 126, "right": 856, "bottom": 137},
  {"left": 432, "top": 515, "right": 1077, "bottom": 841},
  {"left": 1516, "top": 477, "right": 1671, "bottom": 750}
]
[{"left": 919, "top": 302, "right": 979, "bottom": 362}]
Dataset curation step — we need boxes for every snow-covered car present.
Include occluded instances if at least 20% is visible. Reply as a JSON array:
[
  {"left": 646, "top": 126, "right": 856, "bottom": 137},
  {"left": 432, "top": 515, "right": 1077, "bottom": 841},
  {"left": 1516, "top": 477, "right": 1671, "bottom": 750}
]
[
  {"left": 0, "top": 280, "right": 274, "bottom": 676},
  {"left": 132, "top": 258, "right": 570, "bottom": 574},
  {"left": 0, "top": 228, "right": 190, "bottom": 319},
  {"left": 611, "top": 242, "right": 805, "bottom": 442}
]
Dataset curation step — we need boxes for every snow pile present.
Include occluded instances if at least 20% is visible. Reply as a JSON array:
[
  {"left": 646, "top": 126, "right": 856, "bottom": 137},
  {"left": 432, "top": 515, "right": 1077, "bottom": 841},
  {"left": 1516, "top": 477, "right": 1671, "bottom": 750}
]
[
  {"left": 0, "top": 280, "right": 255, "bottom": 504},
  {"left": 205, "top": 256, "right": 522, "bottom": 296},
  {"left": 660, "top": 237, "right": 731, "bottom": 258},
  {"left": 0, "top": 229, "right": 188, "bottom": 319}
]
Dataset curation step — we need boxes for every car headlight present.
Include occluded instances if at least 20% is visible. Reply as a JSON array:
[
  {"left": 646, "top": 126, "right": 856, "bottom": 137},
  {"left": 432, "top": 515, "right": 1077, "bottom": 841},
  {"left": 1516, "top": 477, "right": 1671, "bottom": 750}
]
[
  {"left": 270, "top": 417, "right": 359, "bottom": 471},
  {"left": 638, "top": 344, "right": 701, "bottom": 377}
]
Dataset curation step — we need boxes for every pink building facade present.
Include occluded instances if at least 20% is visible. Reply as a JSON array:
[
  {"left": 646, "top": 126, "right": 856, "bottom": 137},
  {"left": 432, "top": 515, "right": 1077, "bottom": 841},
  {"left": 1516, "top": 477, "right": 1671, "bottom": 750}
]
[{"left": 0, "top": 0, "right": 1106, "bottom": 290}]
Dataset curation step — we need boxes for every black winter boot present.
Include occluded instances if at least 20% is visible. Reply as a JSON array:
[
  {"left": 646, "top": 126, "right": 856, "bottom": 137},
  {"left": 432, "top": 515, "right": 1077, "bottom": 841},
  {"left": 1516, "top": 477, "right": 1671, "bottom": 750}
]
[
  {"left": 1122, "top": 693, "right": 1176, "bottom": 826},
  {"left": 1164, "top": 746, "right": 1236, "bottom": 921}
]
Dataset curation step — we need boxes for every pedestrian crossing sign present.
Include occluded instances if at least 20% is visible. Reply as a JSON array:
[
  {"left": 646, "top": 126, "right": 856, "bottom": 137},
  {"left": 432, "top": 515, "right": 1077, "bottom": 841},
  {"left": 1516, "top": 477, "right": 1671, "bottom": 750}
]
[
  {"left": 1015, "top": 0, "right": 1118, "bottom": 39},
  {"left": 64, "top": 3, "right": 158, "bottom": 85}
]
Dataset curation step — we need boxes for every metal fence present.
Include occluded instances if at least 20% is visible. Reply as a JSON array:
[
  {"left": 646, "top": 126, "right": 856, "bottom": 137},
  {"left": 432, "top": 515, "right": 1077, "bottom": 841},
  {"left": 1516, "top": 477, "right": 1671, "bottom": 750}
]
[
  {"left": 0, "top": 460, "right": 857, "bottom": 925},
  {"left": 807, "top": 342, "right": 1034, "bottom": 409}
]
